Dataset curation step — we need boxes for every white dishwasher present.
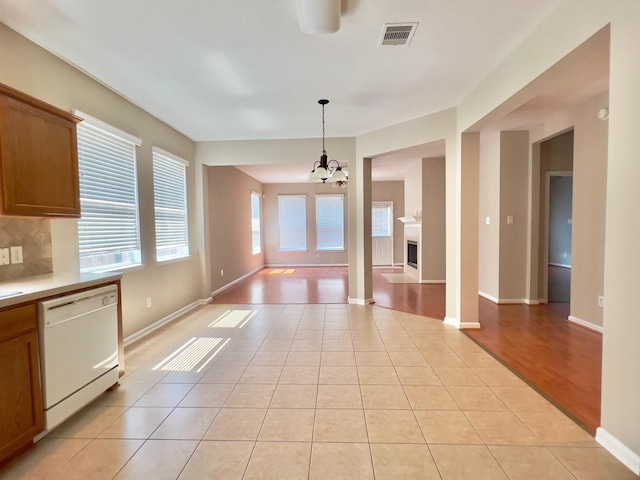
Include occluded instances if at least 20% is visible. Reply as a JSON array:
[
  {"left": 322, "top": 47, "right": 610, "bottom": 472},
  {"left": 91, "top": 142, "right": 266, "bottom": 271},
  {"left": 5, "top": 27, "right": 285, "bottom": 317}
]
[{"left": 38, "top": 284, "right": 119, "bottom": 431}]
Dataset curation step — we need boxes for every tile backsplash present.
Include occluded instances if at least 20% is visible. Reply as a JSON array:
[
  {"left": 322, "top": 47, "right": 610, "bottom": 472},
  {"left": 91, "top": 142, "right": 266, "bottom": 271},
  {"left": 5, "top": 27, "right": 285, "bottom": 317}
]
[{"left": 0, "top": 218, "right": 52, "bottom": 281}]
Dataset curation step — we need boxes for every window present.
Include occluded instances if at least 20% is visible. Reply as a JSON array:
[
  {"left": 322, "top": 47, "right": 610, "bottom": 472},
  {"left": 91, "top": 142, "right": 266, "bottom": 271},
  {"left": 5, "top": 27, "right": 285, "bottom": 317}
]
[
  {"left": 372, "top": 203, "right": 392, "bottom": 237},
  {"left": 153, "top": 147, "right": 190, "bottom": 261},
  {"left": 278, "top": 195, "right": 307, "bottom": 251},
  {"left": 316, "top": 194, "right": 344, "bottom": 251},
  {"left": 251, "top": 192, "right": 262, "bottom": 254},
  {"left": 76, "top": 111, "right": 142, "bottom": 272}
]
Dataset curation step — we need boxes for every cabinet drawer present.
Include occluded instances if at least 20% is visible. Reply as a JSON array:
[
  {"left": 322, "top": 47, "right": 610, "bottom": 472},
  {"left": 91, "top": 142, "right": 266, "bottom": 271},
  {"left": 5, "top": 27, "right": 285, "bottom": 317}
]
[{"left": 0, "top": 304, "right": 37, "bottom": 342}]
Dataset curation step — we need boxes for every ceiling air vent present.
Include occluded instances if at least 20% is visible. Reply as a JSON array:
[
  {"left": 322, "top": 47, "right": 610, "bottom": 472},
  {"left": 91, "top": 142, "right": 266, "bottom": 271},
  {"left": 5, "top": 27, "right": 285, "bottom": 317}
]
[{"left": 379, "top": 23, "right": 418, "bottom": 46}]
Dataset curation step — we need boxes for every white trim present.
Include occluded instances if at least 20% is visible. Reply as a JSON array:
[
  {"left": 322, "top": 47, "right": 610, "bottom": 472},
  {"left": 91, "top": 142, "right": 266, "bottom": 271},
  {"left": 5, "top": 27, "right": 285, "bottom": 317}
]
[
  {"left": 460, "top": 322, "right": 482, "bottom": 329},
  {"left": 549, "top": 262, "right": 571, "bottom": 268},
  {"left": 347, "top": 297, "right": 375, "bottom": 305},
  {"left": 443, "top": 317, "right": 460, "bottom": 328},
  {"left": 152, "top": 146, "right": 189, "bottom": 166},
  {"left": 211, "top": 266, "right": 264, "bottom": 298},
  {"left": 568, "top": 315, "right": 603, "bottom": 334},
  {"left": 73, "top": 109, "right": 142, "bottom": 146},
  {"left": 265, "top": 263, "right": 348, "bottom": 268},
  {"left": 596, "top": 428, "right": 640, "bottom": 475},
  {"left": 479, "top": 291, "right": 499, "bottom": 303},
  {"left": 479, "top": 291, "right": 527, "bottom": 304},
  {"left": 421, "top": 279, "right": 446, "bottom": 284},
  {"left": 444, "top": 317, "right": 481, "bottom": 329},
  {"left": 124, "top": 298, "right": 210, "bottom": 346},
  {"left": 525, "top": 299, "right": 540, "bottom": 305}
]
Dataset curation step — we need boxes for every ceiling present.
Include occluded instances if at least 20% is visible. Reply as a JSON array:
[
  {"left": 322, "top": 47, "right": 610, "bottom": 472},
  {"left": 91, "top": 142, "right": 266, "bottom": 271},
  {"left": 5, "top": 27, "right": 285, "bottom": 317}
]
[
  {"left": 0, "top": 0, "right": 563, "bottom": 143},
  {"left": 1, "top": 0, "right": 611, "bottom": 184}
]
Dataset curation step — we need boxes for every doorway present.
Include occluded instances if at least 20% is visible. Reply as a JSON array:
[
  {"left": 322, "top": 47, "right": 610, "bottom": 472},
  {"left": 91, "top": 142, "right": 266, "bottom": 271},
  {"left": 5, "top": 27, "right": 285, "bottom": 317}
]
[
  {"left": 372, "top": 201, "right": 394, "bottom": 266},
  {"left": 547, "top": 174, "right": 573, "bottom": 302}
]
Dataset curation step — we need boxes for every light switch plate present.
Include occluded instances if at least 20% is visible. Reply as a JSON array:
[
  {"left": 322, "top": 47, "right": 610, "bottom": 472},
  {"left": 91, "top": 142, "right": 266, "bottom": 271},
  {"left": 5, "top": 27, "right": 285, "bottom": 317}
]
[
  {"left": 10, "top": 246, "right": 23, "bottom": 264},
  {"left": 0, "top": 248, "right": 9, "bottom": 265}
]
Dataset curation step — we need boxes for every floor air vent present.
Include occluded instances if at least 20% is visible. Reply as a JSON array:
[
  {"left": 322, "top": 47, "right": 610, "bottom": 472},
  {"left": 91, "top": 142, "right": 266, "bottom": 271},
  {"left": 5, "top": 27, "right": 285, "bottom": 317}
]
[{"left": 379, "top": 23, "right": 418, "bottom": 46}]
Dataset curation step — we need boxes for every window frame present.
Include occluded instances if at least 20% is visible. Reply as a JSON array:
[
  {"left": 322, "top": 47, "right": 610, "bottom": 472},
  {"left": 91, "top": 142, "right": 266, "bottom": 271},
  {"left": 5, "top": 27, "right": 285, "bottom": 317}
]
[
  {"left": 251, "top": 191, "right": 262, "bottom": 255},
  {"left": 278, "top": 194, "right": 308, "bottom": 252},
  {"left": 75, "top": 110, "right": 143, "bottom": 273},
  {"left": 152, "top": 146, "right": 190, "bottom": 263},
  {"left": 315, "top": 193, "right": 345, "bottom": 252}
]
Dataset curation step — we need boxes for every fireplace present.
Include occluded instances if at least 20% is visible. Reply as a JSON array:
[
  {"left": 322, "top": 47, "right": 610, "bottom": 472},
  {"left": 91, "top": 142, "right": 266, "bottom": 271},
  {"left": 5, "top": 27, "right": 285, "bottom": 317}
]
[{"left": 407, "top": 240, "right": 418, "bottom": 269}]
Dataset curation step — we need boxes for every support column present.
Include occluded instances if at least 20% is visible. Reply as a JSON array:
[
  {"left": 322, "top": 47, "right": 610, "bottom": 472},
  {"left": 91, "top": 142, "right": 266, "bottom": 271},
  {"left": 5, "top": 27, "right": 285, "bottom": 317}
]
[
  {"left": 445, "top": 132, "right": 481, "bottom": 328},
  {"left": 347, "top": 156, "right": 373, "bottom": 304}
]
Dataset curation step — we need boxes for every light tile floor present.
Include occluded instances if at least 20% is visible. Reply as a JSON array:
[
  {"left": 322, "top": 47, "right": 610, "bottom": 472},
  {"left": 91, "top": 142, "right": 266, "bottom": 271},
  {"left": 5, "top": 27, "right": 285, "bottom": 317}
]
[{"left": 1, "top": 303, "right": 636, "bottom": 479}]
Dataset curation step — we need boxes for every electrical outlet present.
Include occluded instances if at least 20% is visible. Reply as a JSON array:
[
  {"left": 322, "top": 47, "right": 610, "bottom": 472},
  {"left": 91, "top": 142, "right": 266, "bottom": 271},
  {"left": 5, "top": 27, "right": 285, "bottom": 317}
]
[
  {"left": 0, "top": 248, "right": 9, "bottom": 265},
  {"left": 598, "top": 296, "right": 604, "bottom": 308},
  {"left": 485, "top": 217, "right": 491, "bottom": 225},
  {"left": 10, "top": 246, "right": 23, "bottom": 264},
  {"left": 220, "top": 269, "right": 224, "bottom": 277}
]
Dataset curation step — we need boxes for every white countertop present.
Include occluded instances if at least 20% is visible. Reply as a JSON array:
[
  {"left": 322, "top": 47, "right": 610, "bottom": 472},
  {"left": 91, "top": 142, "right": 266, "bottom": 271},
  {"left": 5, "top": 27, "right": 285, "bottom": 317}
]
[{"left": 0, "top": 271, "right": 122, "bottom": 308}]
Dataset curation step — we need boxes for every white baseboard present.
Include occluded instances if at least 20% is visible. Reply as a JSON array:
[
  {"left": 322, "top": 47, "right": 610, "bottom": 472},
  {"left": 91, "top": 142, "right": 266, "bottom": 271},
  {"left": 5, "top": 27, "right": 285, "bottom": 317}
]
[
  {"left": 478, "top": 291, "right": 527, "bottom": 304},
  {"left": 443, "top": 316, "right": 460, "bottom": 328},
  {"left": 265, "top": 263, "right": 348, "bottom": 267},
  {"left": 211, "top": 266, "right": 264, "bottom": 297},
  {"left": 596, "top": 427, "right": 640, "bottom": 475},
  {"left": 549, "top": 262, "right": 572, "bottom": 268},
  {"left": 444, "top": 316, "right": 482, "bottom": 329},
  {"left": 347, "top": 297, "right": 375, "bottom": 305},
  {"left": 478, "top": 291, "right": 499, "bottom": 303},
  {"left": 124, "top": 297, "right": 211, "bottom": 346},
  {"left": 421, "top": 279, "right": 446, "bottom": 284},
  {"left": 568, "top": 315, "right": 603, "bottom": 333},
  {"left": 525, "top": 299, "right": 540, "bottom": 305}
]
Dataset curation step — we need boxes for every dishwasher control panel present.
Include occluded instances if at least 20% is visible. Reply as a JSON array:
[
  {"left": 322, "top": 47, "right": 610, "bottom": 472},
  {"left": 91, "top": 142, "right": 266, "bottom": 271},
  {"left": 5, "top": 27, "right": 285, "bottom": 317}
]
[{"left": 40, "top": 285, "right": 118, "bottom": 327}]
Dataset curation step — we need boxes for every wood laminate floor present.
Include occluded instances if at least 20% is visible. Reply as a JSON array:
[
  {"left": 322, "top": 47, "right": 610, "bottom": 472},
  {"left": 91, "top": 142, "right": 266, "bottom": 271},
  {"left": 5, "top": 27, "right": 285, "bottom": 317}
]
[{"left": 211, "top": 266, "right": 602, "bottom": 434}]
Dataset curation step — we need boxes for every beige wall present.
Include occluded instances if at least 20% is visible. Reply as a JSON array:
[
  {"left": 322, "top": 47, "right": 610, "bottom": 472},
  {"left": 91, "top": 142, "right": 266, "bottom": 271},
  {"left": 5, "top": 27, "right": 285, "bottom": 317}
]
[
  {"left": 262, "top": 183, "right": 348, "bottom": 266},
  {"left": 0, "top": 23, "right": 201, "bottom": 338},
  {"left": 403, "top": 160, "right": 422, "bottom": 217},
  {"left": 371, "top": 181, "right": 405, "bottom": 265},
  {"left": 478, "top": 131, "right": 501, "bottom": 299},
  {"left": 207, "top": 166, "right": 264, "bottom": 293},
  {"left": 422, "top": 158, "right": 446, "bottom": 282},
  {"left": 602, "top": 2, "right": 640, "bottom": 457},
  {"left": 499, "top": 131, "right": 530, "bottom": 301},
  {"left": 479, "top": 130, "right": 534, "bottom": 303}
]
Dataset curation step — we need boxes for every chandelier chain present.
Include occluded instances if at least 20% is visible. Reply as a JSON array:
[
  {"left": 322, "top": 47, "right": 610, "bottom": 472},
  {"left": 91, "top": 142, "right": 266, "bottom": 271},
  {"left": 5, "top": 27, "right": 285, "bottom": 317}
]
[{"left": 321, "top": 102, "right": 326, "bottom": 154}]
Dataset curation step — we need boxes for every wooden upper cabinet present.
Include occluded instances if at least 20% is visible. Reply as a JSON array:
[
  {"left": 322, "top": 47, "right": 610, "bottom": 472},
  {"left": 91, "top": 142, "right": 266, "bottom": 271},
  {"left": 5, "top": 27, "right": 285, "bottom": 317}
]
[{"left": 0, "top": 83, "right": 81, "bottom": 217}]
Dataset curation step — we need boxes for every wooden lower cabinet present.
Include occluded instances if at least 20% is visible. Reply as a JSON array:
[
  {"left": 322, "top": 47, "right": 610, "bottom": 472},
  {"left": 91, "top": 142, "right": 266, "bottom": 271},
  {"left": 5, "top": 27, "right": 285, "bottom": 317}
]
[{"left": 0, "top": 304, "right": 43, "bottom": 464}]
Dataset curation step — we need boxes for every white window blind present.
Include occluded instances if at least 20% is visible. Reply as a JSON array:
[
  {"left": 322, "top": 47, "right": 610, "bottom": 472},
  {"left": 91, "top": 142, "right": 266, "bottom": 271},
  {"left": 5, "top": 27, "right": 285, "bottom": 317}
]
[
  {"left": 278, "top": 195, "right": 307, "bottom": 251},
  {"left": 316, "top": 194, "right": 344, "bottom": 251},
  {"left": 153, "top": 147, "right": 189, "bottom": 261},
  {"left": 372, "top": 203, "right": 392, "bottom": 237},
  {"left": 251, "top": 192, "right": 261, "bottom": 254},
  {"left": 75, "top": 111, "right": 142, "bottom": 273}
]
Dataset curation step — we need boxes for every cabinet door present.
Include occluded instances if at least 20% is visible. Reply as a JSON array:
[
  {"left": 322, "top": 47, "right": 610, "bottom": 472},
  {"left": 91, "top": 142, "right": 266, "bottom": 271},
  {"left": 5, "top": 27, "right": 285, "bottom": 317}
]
[
  {"left": 0, "top": 329, "right": 44, "bottom": 461},
  {"left": 0, "top": 95, "right": 80, "bottom": 217}
]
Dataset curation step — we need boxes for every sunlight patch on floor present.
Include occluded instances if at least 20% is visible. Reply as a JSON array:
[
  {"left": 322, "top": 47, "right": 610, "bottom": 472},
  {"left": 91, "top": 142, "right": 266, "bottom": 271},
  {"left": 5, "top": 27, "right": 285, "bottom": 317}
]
[
  {"left": 208, "top": 309, "right": 258, "bottom": 329},
  {"left": 152, "top": 337, "right": 230, "bottom": 372}
]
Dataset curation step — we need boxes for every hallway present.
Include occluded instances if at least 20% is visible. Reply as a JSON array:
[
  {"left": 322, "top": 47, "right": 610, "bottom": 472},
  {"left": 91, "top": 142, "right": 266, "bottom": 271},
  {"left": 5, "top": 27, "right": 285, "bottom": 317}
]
[{"left": 212, "top": 267, "right": 601, "bottom": 433}]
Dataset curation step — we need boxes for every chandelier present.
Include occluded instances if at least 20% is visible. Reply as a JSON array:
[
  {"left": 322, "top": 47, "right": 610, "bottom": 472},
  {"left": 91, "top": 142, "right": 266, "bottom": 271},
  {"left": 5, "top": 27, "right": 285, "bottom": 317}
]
[{"left": 308, "top": 99, "right": 348, "bottom": 185}]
